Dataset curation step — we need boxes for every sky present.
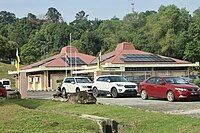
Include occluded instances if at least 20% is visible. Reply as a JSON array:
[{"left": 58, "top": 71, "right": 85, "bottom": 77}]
[{"left": 0, "top": 0, "right": 200, "bottom": 22}]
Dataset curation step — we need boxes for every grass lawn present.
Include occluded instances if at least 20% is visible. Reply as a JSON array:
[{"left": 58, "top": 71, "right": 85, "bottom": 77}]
[{"left": 0, "top": 99, "right": 200, "bottom": 133}]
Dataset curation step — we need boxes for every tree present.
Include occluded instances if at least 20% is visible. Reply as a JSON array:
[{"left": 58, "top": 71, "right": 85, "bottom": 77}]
[
  {"left": 74, "top": 31, "right": 102, "bottom": 56},
  {"left": 75, "top": 11, "right": 89, "bottom": 21},
  {"left": 7, "top": 14, "right": 43, "bottom": 47},
  {"left": 0, "top": 11, "right": 16, "bottom": 24},
  {"left": 45, "top": 7, "right": 63, "bottom": 23},
  {"left": 0, "top": 35, "right": 17, "bottom": 61},
  {"left": 184, "top": 8, "right": 200, "bottom": 63},
  {"left": 20, "top": 43, "right": 41, "bottom": 64}
]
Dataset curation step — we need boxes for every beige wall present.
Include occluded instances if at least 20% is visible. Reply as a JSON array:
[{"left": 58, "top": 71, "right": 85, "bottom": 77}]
[
  {"left": 50, "top": 74, "right": 66, "bottom": 91},
  {"left": 28, "top": 75, "right": 43, "bottom": 91}
]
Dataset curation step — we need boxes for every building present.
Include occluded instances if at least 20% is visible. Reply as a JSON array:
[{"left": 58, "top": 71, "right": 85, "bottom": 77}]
[{"left": 9, "top": 42, "right": 199, "bottom": 97}]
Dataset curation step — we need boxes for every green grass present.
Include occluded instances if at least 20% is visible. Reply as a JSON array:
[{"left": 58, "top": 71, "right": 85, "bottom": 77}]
[
  {"left": 0, "top": 99, "right": 200, "bottom": 133},
  {"left": 0, "top": 99, "right": 99, "bottom": 133}
]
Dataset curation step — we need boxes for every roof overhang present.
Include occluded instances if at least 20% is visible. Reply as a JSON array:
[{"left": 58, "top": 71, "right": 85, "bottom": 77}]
[
  {"left": 8, "top": 62, "right": 199, "bottom": 75},
  {"left": 104, "top": 62, "right": 199, "bottom": 68}
]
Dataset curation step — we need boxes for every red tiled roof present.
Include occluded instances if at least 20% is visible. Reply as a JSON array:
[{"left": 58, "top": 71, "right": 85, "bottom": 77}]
[
  {"left": 21, "top": 42, "right": 191, "bottom": 71},
  {"left": 21, "top": 46, "right": 96, "bottom": 70},
  {"left": 96, "top": 42, "right": 190, "bottom": 65}
]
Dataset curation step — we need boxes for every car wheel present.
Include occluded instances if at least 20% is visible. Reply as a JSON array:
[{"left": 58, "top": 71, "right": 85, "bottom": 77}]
[
  {"left": 141, "top": 90, "right": 148, "bottom": 100},
  {"left": 62, "top": 88, "right": 66, "bottom": 96},
  {"left": 76, "top": 88, "right": 80, "bottom": 92},
  {"left": 93, "top": 87, "right": 99, "bottom": 97},
  {"left": 167, "top": 91, "right": 175, "bottom": 102},
  {"left": 111, "top": 88, "right": 118, "bottom": 98}
]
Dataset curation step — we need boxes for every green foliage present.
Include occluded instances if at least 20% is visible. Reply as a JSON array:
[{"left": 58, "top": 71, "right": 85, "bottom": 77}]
[
  {"left": 0, "top": 5, "right": 200, "bottom": 64},
  {"left": 0, "top": 11, "right": 16, "bottom": 24},
  {"left": 194, "top": 78, "right": 200, "bottom": 87},
  {"left": 45, "top": 7, "right": 63, "bottom": 23},
  {"left": 184, "top": 8, "right": 200, "bottom": 63}
]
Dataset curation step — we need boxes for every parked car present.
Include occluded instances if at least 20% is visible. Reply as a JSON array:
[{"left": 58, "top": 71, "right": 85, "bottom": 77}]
[
  {"left": 139, "top": 76, "right": 200, "bottom": 102},
  {"left": 181, "top": 75, "right": 200, "bottom": 83},
  {"left": 180, "top": 76, "right": 193, "bottom": 83},
  {"left": 92, "top": 75, "right": 138, "bottom": 98},
  {"left": 125, "top": 76, "right": 145, "bottom": 86},
  {"left": 0, "top": 79, "right": 11, "bottom": 90},
  {"left": 0, "top": 82, "right": 7, "bottom": 98},
  {"left": 60, "top": 76, "right": 93, "bottom": 95}
]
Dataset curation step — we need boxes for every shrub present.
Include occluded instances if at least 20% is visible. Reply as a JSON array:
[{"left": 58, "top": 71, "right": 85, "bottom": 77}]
[{"left": 194, "top": 78, "right": 200, "bottom": 87}]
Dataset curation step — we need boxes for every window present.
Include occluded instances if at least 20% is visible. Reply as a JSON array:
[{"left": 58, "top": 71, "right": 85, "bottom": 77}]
[
  {"left": 109, "top": 76, "right": 127, "bottom": 82},
  {"left": 146, "top": 78, "right": 156, "bottom": 84},
  {"left": 75, "top": 78, "right": 91, "bottom": 83},
  {"left": 97, "top": 77, "right": 109, "bottom": 82},
  {"left": 3, "top": 81, "right": 10, "bottom": 85},
  {"left": 155, "top": 78, "right": 164, "bottom": 84},
  {"left": 64, "top": 78, "right": 74, "bottom": 83},
  {"left": 0, "top": 82, "right": 3, "bottom": 87}
]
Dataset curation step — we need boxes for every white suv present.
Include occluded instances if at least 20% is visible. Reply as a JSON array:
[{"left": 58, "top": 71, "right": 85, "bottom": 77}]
[
  {"left": 60, "top": 76, "right": 93, "bottom": 95},
  {"left": 92, "top": 75, "right": 138, "bottom": 98}
]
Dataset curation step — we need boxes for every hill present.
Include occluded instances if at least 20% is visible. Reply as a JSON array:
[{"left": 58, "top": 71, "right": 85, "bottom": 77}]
[{"left": 0, "top": 62, "right": 16, "bottom": 88}]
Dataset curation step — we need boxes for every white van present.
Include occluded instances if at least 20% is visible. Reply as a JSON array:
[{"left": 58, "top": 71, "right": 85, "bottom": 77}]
[{"left": 0, "top": 79, "right": 11, "bottom": 90}]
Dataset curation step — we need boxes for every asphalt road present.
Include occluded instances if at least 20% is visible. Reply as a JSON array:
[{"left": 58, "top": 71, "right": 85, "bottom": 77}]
[{"left": 27, "top": 91, "right": 200, "bottom": 118}]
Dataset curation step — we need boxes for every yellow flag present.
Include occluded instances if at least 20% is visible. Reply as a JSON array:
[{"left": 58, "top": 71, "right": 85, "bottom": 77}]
[
  {"left": 15, "top": 49, "right": 20, "bottom": 74},
  {"left": 97, "top": 51, "right": 101, "bottom": 71}
]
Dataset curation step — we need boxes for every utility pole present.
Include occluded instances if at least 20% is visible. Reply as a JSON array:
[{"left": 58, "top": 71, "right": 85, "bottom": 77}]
[{"left": 131, "top": 0, "right": 135, "bottom": 13}]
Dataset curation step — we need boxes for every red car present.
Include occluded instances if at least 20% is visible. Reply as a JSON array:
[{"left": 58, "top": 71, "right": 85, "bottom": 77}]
[
  {"left": 0, "top": 82, "right": 7, "bottom": 98},
  {"left": 139, "top": 76, "right": 200, "bottom": 102}
]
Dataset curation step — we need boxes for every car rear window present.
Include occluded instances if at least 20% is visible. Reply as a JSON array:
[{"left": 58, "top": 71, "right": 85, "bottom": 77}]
[{"left": 3, "top": 81, "right": 10, "bottom": 85}]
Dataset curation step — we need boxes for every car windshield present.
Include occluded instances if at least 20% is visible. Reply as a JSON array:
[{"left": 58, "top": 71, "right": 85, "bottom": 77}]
[
  {"left": 164, "top": 77, "right": 188, "bottom": 84},
  {"left": 110, "top": 76, "right": 128, "bottom": 82},
  {"left": 75, "top": 78, "right": 91, "bottom": 83}
]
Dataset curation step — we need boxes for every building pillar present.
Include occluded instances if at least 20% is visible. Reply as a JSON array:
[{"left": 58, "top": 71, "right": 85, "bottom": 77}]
[
  {"left": 19, "top": 72, "right": 28, "bottom": 98},
  {"left": 44, "top": 71, "right": 48, "bottom": 90},
  {"left": 94, "top": 71, "right": 101, "bottom": 79}
]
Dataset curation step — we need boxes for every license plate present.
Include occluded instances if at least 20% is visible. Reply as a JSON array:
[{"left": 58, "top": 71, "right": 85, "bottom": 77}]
[{"left": 191, "top": 92, "right": 198, "bottom": 95}]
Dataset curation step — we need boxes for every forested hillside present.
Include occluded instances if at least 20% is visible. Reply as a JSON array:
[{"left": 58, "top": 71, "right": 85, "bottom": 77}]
[{"left": 0, "top": 5, "right": 200, "bottom": 65}]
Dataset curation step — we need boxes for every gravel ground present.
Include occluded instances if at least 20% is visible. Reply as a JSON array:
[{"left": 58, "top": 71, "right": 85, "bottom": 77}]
[{"left": 97, "top": 96, "right": 200, "bottom": 118}]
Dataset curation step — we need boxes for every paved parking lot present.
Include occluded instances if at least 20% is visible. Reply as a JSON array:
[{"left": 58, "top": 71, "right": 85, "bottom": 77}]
[{"left": 27, "top": 91, "right": 200, "bottom": 118}]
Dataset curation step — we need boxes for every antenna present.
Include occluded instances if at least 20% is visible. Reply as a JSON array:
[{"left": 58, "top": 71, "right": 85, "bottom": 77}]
[{"left": 131, "top": 0, "right": 135, "bottom": 13}]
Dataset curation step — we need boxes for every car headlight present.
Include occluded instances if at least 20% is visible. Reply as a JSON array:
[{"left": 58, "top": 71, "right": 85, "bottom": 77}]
[
  {"left": 116, "top": 84, "right": 124, "bottom": 87},
  {"left": 175, "top": 88, "right": 187, "bottom": 91}
]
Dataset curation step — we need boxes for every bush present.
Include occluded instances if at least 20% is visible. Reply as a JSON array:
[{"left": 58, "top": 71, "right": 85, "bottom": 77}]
[{"left": 194, "top": 78, "right": 200, "bottom": 87}]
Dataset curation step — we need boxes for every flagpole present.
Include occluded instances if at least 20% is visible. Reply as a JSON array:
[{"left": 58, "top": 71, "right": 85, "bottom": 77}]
[
  {"left": 70, "top": 33, "right": 72, "bottom": 76},
  {"left": 65, "top": 51, "right": 68, "bottom": 77},
  {"left": 15, "top": 48, "right": 20, "bottom": 90},
  {"left": 75, "top": 50, "right": 77, "bottom": 76},
  {"left": 97, "top": 51, "right": 101, "bottom": 71}
]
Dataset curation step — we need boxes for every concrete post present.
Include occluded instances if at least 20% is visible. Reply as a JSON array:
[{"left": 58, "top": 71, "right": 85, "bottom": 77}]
[{"left": 19, "top": 72, "right": 28, "bottom": 98}]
